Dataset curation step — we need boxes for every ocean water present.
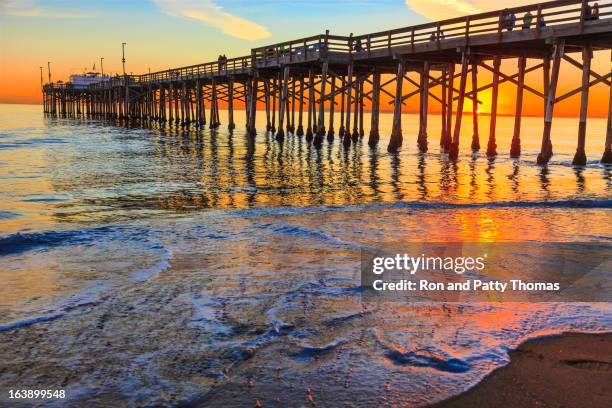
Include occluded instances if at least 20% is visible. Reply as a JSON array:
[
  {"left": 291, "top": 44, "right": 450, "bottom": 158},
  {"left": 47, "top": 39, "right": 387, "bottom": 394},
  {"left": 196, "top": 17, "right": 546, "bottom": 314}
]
[{"left": 0, "top": 103, "right": 611, "bottom": 407}]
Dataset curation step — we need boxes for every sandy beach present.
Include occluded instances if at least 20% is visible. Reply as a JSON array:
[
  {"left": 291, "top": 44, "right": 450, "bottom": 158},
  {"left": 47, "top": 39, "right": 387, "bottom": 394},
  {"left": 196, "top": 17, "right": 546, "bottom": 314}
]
[{"left": 434, "top": 332, "right": 612, "bottom": 408}]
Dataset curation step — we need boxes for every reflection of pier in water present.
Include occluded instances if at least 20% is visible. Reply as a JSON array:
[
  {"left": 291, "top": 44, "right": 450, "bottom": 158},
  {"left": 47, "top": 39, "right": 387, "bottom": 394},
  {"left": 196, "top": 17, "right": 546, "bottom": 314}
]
[
  {"left": 43, "top": 121, "right": 612, "bottom": 222},
  {"left": 43, "top": 0, "right": 612, "bottom": 166}
]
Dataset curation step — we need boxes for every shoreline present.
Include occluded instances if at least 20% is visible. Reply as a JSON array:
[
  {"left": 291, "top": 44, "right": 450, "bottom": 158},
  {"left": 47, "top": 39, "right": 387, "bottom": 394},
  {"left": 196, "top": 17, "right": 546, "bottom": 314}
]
[{"left": 431, "top": 331, "right": 612, "bottom": 408}]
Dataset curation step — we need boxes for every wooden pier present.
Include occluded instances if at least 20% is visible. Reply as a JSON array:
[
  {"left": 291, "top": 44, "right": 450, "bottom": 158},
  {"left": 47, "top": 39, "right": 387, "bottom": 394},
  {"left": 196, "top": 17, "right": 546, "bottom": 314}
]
[{"left": 43, "top": 0, "right": 612, "bottom": 164}]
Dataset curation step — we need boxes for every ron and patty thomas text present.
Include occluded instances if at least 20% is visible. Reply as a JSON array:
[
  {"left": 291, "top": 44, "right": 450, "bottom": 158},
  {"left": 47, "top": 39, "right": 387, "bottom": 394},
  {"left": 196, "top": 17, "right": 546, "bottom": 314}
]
[{"left": 368, "top": 254, "right": 561, "bottom": 292}]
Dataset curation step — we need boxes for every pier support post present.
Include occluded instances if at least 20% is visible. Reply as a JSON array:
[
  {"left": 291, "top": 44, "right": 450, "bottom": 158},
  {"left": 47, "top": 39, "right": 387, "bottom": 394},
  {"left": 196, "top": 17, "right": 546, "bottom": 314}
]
[
  {"left": 210, "top": 78, "right": 219, "bottom": 128},
  {"left": 180, "top": 84, "right": 185, "bottom": 125},
  {"left": 209, "top": 80, "right": 215, "bottom": 128},
  {"left": 368, "top": 71, "right": 381, "bottom": 147},
  {"left": 200, "top": 84, "right": 206, "bottom": 125},
  {"left": 352, "top": 78, "right": 360, "bottom": 141},
  {"left": 183, "top": 82, "right": 190, "bottom": 125},
  {"left": 245, "top": 80, "right": 251, "bottom": 126},
  {"left": 471, "top": 61, "right": 480, "bottom": 152},
  {"left": 359, "top": 80, "right": 364, "bottom": 137},
  {"left": 327, "top": 75, "right": 336, "bottom": 142},
  {"left": 160, "top": 85, "right": 165, "bottom": 122},
  {"left": 339, "top": 75, "right": 346, "bottom": 138},
  {"left": 315, "top": 62, "right": 329, "bottom": 146},
  {"left": 287, "top": 77, "right": 296, "bottom": 134},
  {"left": 510, "top": 56, "right": 526, "bottom": 158},
  {"left": 285, "top": 80, "right": 291, "bottom": 135},
  {"left": 602, "top": 51, "right": 612, "bottom": 163},
  {"left": 443, "top": 63, "right": 455, "bottom": 152},
  {"left": 450, "top": 52, "right": 469, "bottom": 160},
  {"left": 297, "top": 76, "right": 304, "bottom": 136},
  {"left": 248, "top": 74, "right": 258, "bottom": 136},
  {"left": 440, "top": 69, "right": 447, "bottom": 150},
  {"left": 306, "top": 69, "right": 314, "bottom": 141},
  {"left": 388, "top": 59, "right": 405, "bottom": 153},
  {"left": 168, "top": 83, "right": 174, "bottom": 123},
  {"left": 174, "top": 86, "right": 180, "bottom": 125},
  {"left": 265, "top": 79, "right": 271, "bottom": 131},
  {"left": 538, "top": 40, "right": 565, "bottom": 165},
  {"left": 418, "top": 61, "right": 430, "bottom": 152},
  {"left": 487, "top": 55, "right": 501, "bottom": 157},
  {"left": 290, "top": 78, "right": 296, "bottom": 133},
  {"left": 228, "top": 78, "right": 236, "bottom": 130},
  {"left": 271, "top": 76, "right": 277, "bottom": 132},
  {"left": 276, "top": 66, "right": 289, "bottom": 141},
  {"left": 343, "top": 63, "right": 354, "bottom": 147},
  {"left": 124, "top": 76, "right": 129, "bottom": 120},
  {"left": 573, "top": 45, "right": 593, "bottom": 165}
]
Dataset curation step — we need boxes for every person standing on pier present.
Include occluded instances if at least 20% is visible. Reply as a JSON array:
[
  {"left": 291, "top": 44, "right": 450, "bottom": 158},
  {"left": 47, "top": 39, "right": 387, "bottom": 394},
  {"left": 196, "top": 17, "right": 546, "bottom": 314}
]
[
  {"left": 522, "top": 11, "right": 533, "bottom": 29},
  {"left": 355, "top": 38, "right": 363, "bottom": 52},
  {"left": 593, "top": 3, "right": 600, "bottom": 19}
]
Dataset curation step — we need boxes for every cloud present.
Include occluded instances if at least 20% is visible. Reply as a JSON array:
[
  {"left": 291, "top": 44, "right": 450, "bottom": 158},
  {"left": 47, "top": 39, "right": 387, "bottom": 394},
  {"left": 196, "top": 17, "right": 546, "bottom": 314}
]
[
  {"left": 404, "top": 0, "right": 534, "bottom": 21},
  {"left": 153, "top": 0, "right": 271, "bottom": 41},
  {"left": 0, "top": 0, "right": 96, "bottom": 18}
]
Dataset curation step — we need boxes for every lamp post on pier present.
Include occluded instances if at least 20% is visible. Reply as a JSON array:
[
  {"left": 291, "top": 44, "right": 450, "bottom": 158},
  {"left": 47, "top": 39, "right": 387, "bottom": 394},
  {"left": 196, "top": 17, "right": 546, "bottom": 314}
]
[
  {"left": 121, "top": 43, "right": 126, "bottom": 75},
  {"left": 101, "top": 57, "right": 104, "bottom": 76},
  {"left": 121, "top": 43, "right": 128, "bottom": 118}
]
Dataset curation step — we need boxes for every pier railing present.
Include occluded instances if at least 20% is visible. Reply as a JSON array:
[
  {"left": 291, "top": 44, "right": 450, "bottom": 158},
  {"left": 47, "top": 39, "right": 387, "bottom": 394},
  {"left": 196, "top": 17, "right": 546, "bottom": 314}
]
[
  {"left": 137, "top": 55, "right": 252, "bottom": 83},
  {"left": 86, "top": 56, "right": 252, "bottom": 89},
  {"left": 350, "top": 0, "right": 611, "bottom": 56},
  {"left": 252, "top": 33, "right": 351, "bottom": 67}
]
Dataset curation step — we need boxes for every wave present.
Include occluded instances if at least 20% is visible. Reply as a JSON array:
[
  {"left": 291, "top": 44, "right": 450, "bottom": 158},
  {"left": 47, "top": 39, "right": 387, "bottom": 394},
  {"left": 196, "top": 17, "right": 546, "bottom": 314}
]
[
  {"left": 384, "top": 349, "right": 471, "bottom": 373},
  {"left": 374, "top": 329, "right": 470, "bottom": 373},
  {"left": 0, "top": 137, "right": 67, "bottom": 149},
  {"left": 0, "top": 225, "right": 166, "bottom": 258},
  {"left": 254, "top": 222, "right": 359, "bottom": 247},
  {"left": 215, "top": 198, "right": 612, "bottom": 220},
  {"left": 0, "top": 229, "right": 90, "bottom": 256},
  {"left": 0, "top": 312, "right": 65, "bottom": 333}
]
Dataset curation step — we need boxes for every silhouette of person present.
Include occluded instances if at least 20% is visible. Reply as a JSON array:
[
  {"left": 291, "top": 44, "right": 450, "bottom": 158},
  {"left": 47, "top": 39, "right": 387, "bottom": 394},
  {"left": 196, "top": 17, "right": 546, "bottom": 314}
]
[{"left": 355, "top": 38, "right": 363, "bottom": 52}]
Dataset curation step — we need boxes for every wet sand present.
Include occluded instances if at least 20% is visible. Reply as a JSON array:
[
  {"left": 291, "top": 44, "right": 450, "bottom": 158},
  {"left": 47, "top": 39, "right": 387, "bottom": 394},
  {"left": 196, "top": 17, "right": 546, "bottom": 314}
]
[{"left": 433, "top": 332, "right": 612, "bottom": 408}]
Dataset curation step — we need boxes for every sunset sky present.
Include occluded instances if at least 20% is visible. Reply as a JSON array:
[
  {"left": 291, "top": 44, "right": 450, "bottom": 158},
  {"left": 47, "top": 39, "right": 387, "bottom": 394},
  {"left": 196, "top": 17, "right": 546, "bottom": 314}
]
[{"left": 1, "top": 0, "right": 610, "bottom": 117}]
